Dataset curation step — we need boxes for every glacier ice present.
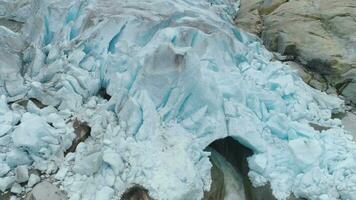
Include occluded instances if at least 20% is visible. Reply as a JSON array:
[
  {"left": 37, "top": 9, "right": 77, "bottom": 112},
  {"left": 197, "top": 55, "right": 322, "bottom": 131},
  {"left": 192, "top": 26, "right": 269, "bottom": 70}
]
[
  {"left": 27, "top": 174, "right": 41, "bottom": 188},
  {"left": 14, "top": 165, "right": 29, "bottom": 183},
  {"left": 0, "top": 0, "right": 356, "bottom": 200}
]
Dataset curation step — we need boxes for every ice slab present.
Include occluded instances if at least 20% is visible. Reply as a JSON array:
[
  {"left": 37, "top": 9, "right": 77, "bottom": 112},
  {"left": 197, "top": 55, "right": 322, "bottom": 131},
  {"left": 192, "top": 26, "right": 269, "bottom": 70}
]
[
  {"left": 27, "top": 174, "right": 41, "bottom": 188},
  {"left": 26, "top": 181, "right": 67, "bottom": 200},
  {"left": 15, "top": 165, "right": 29, "bottom": 183}
]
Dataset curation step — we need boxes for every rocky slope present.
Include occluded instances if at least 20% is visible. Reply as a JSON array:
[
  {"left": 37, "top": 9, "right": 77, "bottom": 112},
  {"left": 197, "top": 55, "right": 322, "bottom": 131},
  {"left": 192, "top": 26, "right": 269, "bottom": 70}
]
[{"left": 236, "top": 0, "right": 356, "bottom": 105}]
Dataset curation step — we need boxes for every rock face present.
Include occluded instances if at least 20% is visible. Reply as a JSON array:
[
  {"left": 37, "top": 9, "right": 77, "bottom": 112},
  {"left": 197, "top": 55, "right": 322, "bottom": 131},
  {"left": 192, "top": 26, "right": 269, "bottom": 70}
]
[
  {"left": 284, "top": 61, "right": 331, "bottom": 92},
  {"left": 235, "top": 0, "right": 263, "bottom": 35},
  {"left": 236, "top": 0, "right": 356, "bottom": 104}
]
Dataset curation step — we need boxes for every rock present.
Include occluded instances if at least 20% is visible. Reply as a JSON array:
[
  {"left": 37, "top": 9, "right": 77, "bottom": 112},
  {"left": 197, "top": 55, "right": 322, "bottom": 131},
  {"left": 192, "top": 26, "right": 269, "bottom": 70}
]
[
  {"left": 259, "top": 0, "right": 287, "bottom": 15},
  {"left": 235, "top": 0, "right": 356, "bottom": 104},
  {"left": 284, "top": 61, "right": 312, "bottom": 83},
  {"left": 0, "top": 19, "right": 23, "bottom": 32},
  {"left": 0, "top": 192, "right": 11, "bottom": 200},
  {"left": 285, "top": 61, "right": 329, "bottom": 91},
  {"left": 65, "top": 119, "right": 91, "bottom": 154},
  {"left": 26, "top": 181, "right": 67, "bottom": 200},
  {"left": 342, "top": 112, "right": 356, "bottom": 140},
  {"left": 120, "top": 185, "right": 153, "bottom": 200},
  {"left": 15, "top": 165, "right": 29, "bottom": 183},
  {"left": 309, "top": 123, "right": 331, "bottom": 132},
  {"left": 235, "top": 0, "right": 263, "bottom": 35},
  {"left": 288, "top": 194, "right": 305, "bottom": 200},
  {"left": 341, "top": 81, "right": 356, "bottom": 104}
]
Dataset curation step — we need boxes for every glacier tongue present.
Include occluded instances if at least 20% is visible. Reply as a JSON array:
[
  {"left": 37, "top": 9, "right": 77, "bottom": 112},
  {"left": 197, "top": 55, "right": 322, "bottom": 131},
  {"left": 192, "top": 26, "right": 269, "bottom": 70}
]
[{"left": 0, "top": 0, "right": 356, "bottom": 199}]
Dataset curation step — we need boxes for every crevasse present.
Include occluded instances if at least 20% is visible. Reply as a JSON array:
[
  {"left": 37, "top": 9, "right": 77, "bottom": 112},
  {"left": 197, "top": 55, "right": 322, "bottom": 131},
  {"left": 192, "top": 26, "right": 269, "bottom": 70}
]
[{"left": 0, "top": 0, "right": 355, "bottom": 200}]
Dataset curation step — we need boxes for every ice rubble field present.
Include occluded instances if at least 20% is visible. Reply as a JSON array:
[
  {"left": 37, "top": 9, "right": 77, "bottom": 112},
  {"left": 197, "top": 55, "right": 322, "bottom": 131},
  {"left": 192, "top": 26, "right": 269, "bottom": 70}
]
[{"left": 0, "top": 0, "right": 356, "bottom": 199}]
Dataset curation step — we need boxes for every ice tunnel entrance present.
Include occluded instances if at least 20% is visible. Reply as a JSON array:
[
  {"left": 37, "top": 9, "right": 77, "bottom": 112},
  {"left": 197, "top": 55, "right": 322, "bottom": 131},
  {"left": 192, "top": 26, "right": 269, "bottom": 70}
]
[{"left": 205, "top": 137, "right": 279, "bottom": 200}]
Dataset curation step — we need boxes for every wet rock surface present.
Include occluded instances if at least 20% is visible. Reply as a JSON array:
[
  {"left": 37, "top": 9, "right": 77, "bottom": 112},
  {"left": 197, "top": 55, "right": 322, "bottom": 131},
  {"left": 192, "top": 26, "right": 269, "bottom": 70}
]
[{"left": 236, "top": 0, "right": 356, "bottom": 104}]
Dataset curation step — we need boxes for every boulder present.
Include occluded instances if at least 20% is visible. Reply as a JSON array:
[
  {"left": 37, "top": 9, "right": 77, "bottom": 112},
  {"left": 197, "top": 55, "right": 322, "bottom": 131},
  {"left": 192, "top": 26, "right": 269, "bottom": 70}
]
[
  {"left": 120, "top": 185, "right": 153, "bottom": 200},
  {"left": 65, "top": 119, "right": 91, "bottom": 155},
  {"left": 235, "top": 0, "right": 263, "bottom": 35},
  {"left": 284, "top": 61, "right": 329, "bottom": 92}
]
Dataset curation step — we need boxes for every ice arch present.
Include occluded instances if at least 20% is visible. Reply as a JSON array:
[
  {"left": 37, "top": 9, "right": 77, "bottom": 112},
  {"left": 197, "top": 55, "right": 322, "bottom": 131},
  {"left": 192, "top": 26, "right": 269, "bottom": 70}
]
[{"left": 0, "top": 0, "right": 355, "bottom": 200}]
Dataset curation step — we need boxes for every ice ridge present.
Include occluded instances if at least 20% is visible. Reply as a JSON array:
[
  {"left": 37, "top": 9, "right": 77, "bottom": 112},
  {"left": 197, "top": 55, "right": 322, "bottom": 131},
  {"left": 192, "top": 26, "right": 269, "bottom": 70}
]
[{"left": 0, "top": 0, "right": 355, "bottom": 200}]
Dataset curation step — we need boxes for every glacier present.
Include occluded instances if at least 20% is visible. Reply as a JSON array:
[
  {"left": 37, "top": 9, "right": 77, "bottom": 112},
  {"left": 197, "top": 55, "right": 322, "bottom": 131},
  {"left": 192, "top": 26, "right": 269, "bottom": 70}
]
[{"left": 0, "top": 0, "right": 356, "bottom": 199}]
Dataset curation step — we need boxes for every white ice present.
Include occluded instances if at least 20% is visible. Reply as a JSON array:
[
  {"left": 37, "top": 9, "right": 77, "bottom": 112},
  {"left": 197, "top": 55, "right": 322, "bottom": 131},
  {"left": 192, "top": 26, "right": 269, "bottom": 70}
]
[{"left": 0, "top": 0, "right": 355, "bottom": 200}]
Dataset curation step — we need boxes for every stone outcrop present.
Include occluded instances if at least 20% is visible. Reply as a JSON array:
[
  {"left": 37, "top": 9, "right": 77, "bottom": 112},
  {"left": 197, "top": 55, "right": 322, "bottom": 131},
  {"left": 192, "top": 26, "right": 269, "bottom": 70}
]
[{"left": 236, "top": 0, "right": 356, "bottom": 104}]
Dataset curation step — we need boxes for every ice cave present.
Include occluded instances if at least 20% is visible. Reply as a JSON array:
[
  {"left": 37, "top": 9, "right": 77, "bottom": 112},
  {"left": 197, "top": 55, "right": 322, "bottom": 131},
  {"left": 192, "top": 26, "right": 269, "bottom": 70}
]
[{"left": 0, "top": 0, "right": 355, "bottom": 200}]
